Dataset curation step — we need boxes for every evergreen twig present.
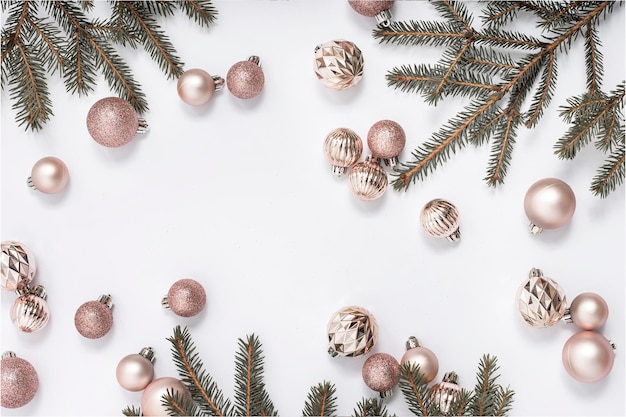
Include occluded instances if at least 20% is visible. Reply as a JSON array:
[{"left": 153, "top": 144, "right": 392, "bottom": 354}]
[
  {"left": 121, "top": 405, "right": 141, "bottom": 416},
  {"left": 302, "top": 381, "right": 338, "bottom": 417},
  {"left": 351, "top": 397, "right": 395, "bottom": 417},
  {"left": 398, "top": 363, "right": 433, "bottom": 416}
]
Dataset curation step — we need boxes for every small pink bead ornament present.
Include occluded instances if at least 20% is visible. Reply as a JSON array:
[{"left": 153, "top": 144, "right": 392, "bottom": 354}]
[
  {"left": 563, "top": 292, "right": 609, "bottom": 331},
  {"left": 1, "top": 352, "right": 39, "bottom": 409},
  {"left": 162, "top": 278, "right": 207, "bottom": 317},
  {"left": 400, "top": 336, "right": 439, "bottom": 383},
  {"left": 11, "top": 285, "right": 50, "bottom": 333},
  {"left": 1, "top": 241, "right": 36, "bottom": 292},
  {"left": 323, "top": 127, "right": 363, "bottom": 176},
  {"left": 74, "top": 294, "right": 114, "bottom": 339},
  {"left": 27, "top": 156, "right": 69, "bottom": 194},
  {"left": 430, "top": 372, "right": 462, "bottom": 414},
  {"left": 348, "top": 0, "right": 394, "bottom": 26},
  {"left": 116, "top": 347, "right": 156, "bottom": 391},
  {"left": 362, "top": 352, "right": 400, "bottom": 398},
  {"left": 524, "top": 178, "right": 576, "bottom": 234},
  {"left": 178, "top": 68, "right": 224, "bottom": 106},
  {"left": 367, "top": 120, "right": 406, "bottom": 167},
  {"left": 86, "top": 97, "right": 148, "bottom": 147},
  {"left": 348, "top": 156, "right": 388, "bottom": 200},
  {"left": 227, "top": 56, "right": 264, "bottom": 99},
  {"left": 420, "top": 199, "right": 461, "bottom": 242}
]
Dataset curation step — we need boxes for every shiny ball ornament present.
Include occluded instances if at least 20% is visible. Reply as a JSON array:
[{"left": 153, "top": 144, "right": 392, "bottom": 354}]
[
  {"left": 162, "top": 278, "right": 206, "bottom": 317},
  {"left": 430, "top": 372, "right": 461, "bottom": 414},
  {"left": 323, "top": 127, "right": 363, "bottom": 175},
  {"left": 348, "top": 0, "right": 394, "bottom": 26},
  {"left": 74, "top": 294, "right": 114, "bottom": 339},
  {"left": 1, "top": 241, "right": 36, "bottom": 292},
  {"left": 516, "top": 268, "right": 567, "bottom": 328},
  {"left": 1, "top": 352, "right": 39, "bottom": 409},
  {"left": 565, "top": 292, "right": 609, "bottom": 331},
  {"left": 562, "top": 331, "right": 615, "bottom": 383},
  {"left": 348, "top": 157, "right": 388, "bottom": 200},
  {"left": 227, "top": 56, "right": 264, "bottom": 99},
  {"left": 141, "top": 376, "right": 191, "bottom": 416},
  {"left": 400, "top": 336, "right": 439, "bottom": 383},
  {"left": 86, "top": 97, "right": 147, "bottom": 147},
  {"left": 27, "top": 156, "right": 69, "bottom": 194},
  {"left": 10, "top": 285, "right": 50, "bottom": 333},
  {"left": 524, "top": 178, "right": 576, "bottom": 234},
  {"left": 314, "top": 39, "right": 364, "bottom": 90},
  {"left": 177, "top": 68, "right": 224, "bottom": 106},
  {"left": 367, "top": 120, "right": 406, "bottom": 167},
  {"left": 327, "top": 306, "right": 378, "bottom": 357},
  {"left": 116, "top": 347, "right": 155, "bottom": 391},
  {"left": 420, "top": 199, "right": 461, "bottom": 242},
  {"left": 362, "top": 353, "right": 401, "bottom": 398}
]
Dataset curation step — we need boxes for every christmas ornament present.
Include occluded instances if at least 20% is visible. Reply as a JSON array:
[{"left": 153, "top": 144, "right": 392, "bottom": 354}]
[
  {"left": 27, "top": 156, "right": 69, "bottom": 194},
  {"left": 562, "top": 331, "right": 615, "bottom": 383},
  {"left": 177, "top": 68, "right": 224, "bottom": 106},
  {"left": 420, "top": 199, "right": 461, "bottom": 242},
  {"left": 74, "top": 294, "right": 114, "bottom": 339},
  {"left": 1, "top": 241, "right": 36, "bottom": 292},
  {"left": 348, "top": 156, "right": 388, "bottom": 200},
  {"left": 323, "top": 127, "right": 363, "bottom": 175},
  {"left": 1, "top": 352, "right": 38, "bottom": 409},
  {"left": 367, "top": 119, "right": 406, "bottom": 167},
  {"left": 226, "top": 56, "right": 265, "bottom": 99},
  {"left": 563, "top": 292, "right": 609, "bottom": 331},
  {"left": 348, "top": 0, "right": 394, "bottom": 26},
  {"left": 516, "top": 268, "right": 567, "bottom": 328},
  {"left": 10, "top": 285, "right": 50, "bottom": 333},
  {"left": 116, "top": 347, "right": 156, "bottom": 392},
  {"left": 400, "top": 336, "right": 439, "bottom": 383},
  {"left": 523, "top": 178, "right": 576, "bottom": 234},
  {"left": 162, "top": 278, "right": 207, "bottom": 318},
  {"left": 141, "top": 376, "right": 192, "bottom": 416},
  {"left": 327, "top": 306, "right": 378, "bottom": 357},
  {"left": 361, "top": 352, "right": 400, "bottom": 398},
  {"left": 314, "top": 39, "right": 364, "bottom": 90},
  {"left": 430, "top": 371, "right": 461, "bottom": 414},
  {"left": 86, "top": 97, "right": 148, "bottom": 148}
]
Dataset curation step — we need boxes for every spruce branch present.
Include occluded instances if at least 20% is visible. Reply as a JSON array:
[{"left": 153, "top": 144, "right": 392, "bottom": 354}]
[
  {"left": 467, "top": 354, "right": 514, "bottom": 417},
  {"left": 398, "top": 363, "right": 433, "bottom": 416},
  {"left": 302, "top": 381, "right": 337, "bottom": 417},
  {"left": 590, "top": 141, "right": 625, "bottom": 198},
  {"left": 163, "top": 388, "right": 204, "bottom": 417},
  {"left": 175, "top": 0, "right": 218, "bottom": 28},
  {"left": 351, "top": 397, "right": 395, "bottom": 417},
  {"left": 121, "top": 405, "right": 141, "bottom": 416}
]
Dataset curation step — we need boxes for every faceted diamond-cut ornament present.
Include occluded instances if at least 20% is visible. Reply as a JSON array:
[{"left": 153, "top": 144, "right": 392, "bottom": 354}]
[
  {"left": 327, "top": 306, "right": 378, "bottom": 357},
  {"left": 516, "top": 268, "right": 567, "bottom": 328},
  {"left": 1, "top": 241, "right": 37, "bottom": 292},
  {"left": 314, "top": 40, "right": 364, "bottom": 90}
]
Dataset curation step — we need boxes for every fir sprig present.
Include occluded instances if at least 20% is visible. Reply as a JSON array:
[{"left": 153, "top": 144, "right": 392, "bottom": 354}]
[
  {"left": 351, "top": 397, "right": 395, "bottom": 417},
  {"left": 468, "top": 355, "right": 515, "bottom": 417},
  {"left": 398, "top": 363, "right": 435, "bottom": 416},
  {"left": 302, "top": 381, "right": 338, "bottom": 417}
]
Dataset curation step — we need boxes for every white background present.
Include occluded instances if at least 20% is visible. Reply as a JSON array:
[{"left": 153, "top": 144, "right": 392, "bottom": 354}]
[{"left": 1, "top": 1, "right": 624, "bottom": 416}]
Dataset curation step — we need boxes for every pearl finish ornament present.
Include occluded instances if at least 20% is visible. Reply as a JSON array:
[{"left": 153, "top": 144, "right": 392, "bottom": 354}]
[
  {"left": 562, "top": 331, "right": 615, "bottom": 383},
  {"left": 420, "top": 199, "right": 461, "bottom": 242},
  {"left": 177, "top": 68, "right": 224, "bottom": 106},
  {"left": 314, "top": 40, "right": 364, "bottom": 90},
  {"left": 86, "top": 97, "right": 147, "bottom": 147},
  {"left": 74, "top": 294, "right": 114, "bottom": 339},
  {"left": 430, "top": 372, "right": 461, "bottom": 414},
  {"left": 524, "top": 178, "right": 576, "bottom": 234},
  {"left": 348, "top": 0, "right": 394, "bottom": 26},
  {"left": 162, "top": 278, "right": 206, "bottom": 317},
  {"left": 141, "top": 376, "right": 191, "bottom": 416},
  {"left": 367, "top": 120, "right": 406, "bottom": 167},
  {"left": 362, "top": 352, "right": 401, "bottom": 398},
  {"left": 1, "top": 241, "right": 36, "bottom": 292},
  {"left": 348, "top": 157, "right": 388, "bottom": 200},
  {"left": 400, "top": 336, "right": 439, "bottom": 383},
  {"left": 564, "top": 292, "right": 609, "bottom": 331},
  {"left": 516, "top": 268, "right": 567, "bottom": 328},
  {"left": 323, "top": 127, "right": 363, "bottom": 175},
  {"left": 1, "top": 352, "right": 38, "bottom": 409},
  {"left": 10, "top": 285, "right": 50, "bottom": 333},
  {"left": 227, "top": 56, "right": 265, "bottom": 99},
  {"left": 327, "top": 306, "right": 378, "bottom": 357},
  {"left": 116, "top": 347, "right": 155, "bottom": 391},
  {"left": 27, "top": 157, "right": 69, "bottom": 194}
]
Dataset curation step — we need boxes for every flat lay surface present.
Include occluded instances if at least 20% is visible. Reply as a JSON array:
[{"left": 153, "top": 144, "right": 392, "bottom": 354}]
[{"left": 1, "top": 1, "right": 625, "bottom": 416}]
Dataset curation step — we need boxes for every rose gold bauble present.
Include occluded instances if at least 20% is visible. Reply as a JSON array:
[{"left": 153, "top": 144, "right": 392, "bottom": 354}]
[
  {"left": 420, "top": 199, "right": 461, "bottom": 242},
  {"left": 400, "top": 337, "right": 439, "bottom": 383},
  {"left": 516, "top": 268, "right": 567, "bottom": 328},
  {"left": 1, "top": 352, "right": 38, "bottom": 409},
  {"left": 116, "top": 347, "right": 155, "bottom": 391},
  {"left": 162, "top": 278, "right": 206, "bottom": 317},
  {"left": 562, "top": 331, "right": 615, "bottom": 383},
  {"left": 348, "top": 157, "right": 388, "bottom": 200},
  {"left": 10, "top": 285, "right": 50, "bottom": 333},
  {"left": 314, "top": 40, "right": 364, "bottom": 90},
  {"left": 566, "top": 293, "right": 609, "bottom": 331},
  {"left": 430, "top": 372, "right": 461, "bottom": 414},
  {"left": 524, "top": 178, "right": 576, "bottom": 234},
  {"left": 28, "top": 157, "right": 69, "bottom": 194},
  {"left": 177, "top": 68, "right": 224, "bottom": 106},
  {"left": 327, "top": 306, "right": 378, "bottom": 357},
  {"left": 323, "top": 127, "right": 363, "bottom": 176},
  {"left": 367, "top": 120, "right": 406, "bottom": 166},
  {"left": 348, "top": 0, "right": 394, "bottom": 17},
  {"left": 226, "top": 56, "right": 264, "bottom": 99},
  {"left": 141, "top": 376, "right": 191, "bottom": 416},
  {"left": 362, "top": 352, "right": 400, "bottom": 398},
  {"left": 1, "top": 241, "right": 36, "bottom": 292},
  {"left": 74, "top": 294, "right": 114, "bottom": 339},
  {"left": 86, "top": 97, "right": 140, "bottom": 147}
]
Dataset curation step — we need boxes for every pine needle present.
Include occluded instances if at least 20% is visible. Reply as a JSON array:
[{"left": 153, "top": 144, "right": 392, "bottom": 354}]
[{"left": 303, "top": 381, "right": 337, "bottom": 417}]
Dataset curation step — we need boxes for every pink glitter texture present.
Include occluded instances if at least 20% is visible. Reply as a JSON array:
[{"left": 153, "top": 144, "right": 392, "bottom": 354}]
[
  {"left": 1, "top": 355, "right": 39, "bottom": 408},
  {"left": 86, "top": 97, "right": 139, "bottom": 147},
  {"left": 74, "top": 298, "right": 113, "bottom": 339}
]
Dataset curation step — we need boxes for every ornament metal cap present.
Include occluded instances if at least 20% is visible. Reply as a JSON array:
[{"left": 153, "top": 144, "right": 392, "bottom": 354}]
[
  {"left": 16, "top": 284, "right": 46, "bottom": 299},
  {"left": 161, "top": 295, "right": 171, "bottom": 310},
  {"left": 213, "top": 75, "right": 225, "bottom": 91},
  {"left": 442, "top": 371, "right": 459, "bottom": 384},
  {"left": 139, "top": 347, "right": 156, "bottom": 363},
  {"left": 406, "top": 336, "right": 421, "bottom": 350},
  {"left": 97, "top": 294, "right": 114, "bottom": 309},
  {"left": 379, "top": 389, "right": 393, "bottom": 399},
  {"left": 248, "top": 55, "right": 261, "bottom": 66},
  {"left": 529, "top": 268, "right": 543, "bottom": 278},
  {"left": 529, "top": 222, "right": 543, "bottom": 234},
  {"left": 375, "top": 9, "right": 392, "bottom": 27},
  {"left": 2, "top": 351, "right": 17, "bottom": 359}
]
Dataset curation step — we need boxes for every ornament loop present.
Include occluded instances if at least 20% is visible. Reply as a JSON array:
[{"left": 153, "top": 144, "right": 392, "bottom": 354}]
[
  {"left": 212, "top": 75, "right": 225, "bottom": 91},
  {"left": 26, "top": 177, "right": 37, "bottom": 190},
  {"left": 137, "top": 118, "right": 149, "bottom": 134},
  {"left": 1, "top": 351, "right": 16, "bottom": 359},
  {"left": 375, "top": 9, "right": 392, "bottom": 27},
  {"left": 248, "top": 55, "right": 260, "bottom": 66}
]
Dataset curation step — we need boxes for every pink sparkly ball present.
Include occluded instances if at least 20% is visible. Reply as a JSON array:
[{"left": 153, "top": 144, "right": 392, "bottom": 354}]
[
  {"left": 362, "top": 353, "right": 401, "bottom": 396},
  {"left": 1, "top": 353, "right": 39, "bottom": 409},
  {"left": 367, "top": 120, "right": 406, "bottom": 161},
  {"left": 165, "top": 279, "right": 206, "bottom": 317},
  {"left": 227, "top": 58, "right": 265, "bottom": 99},
  {"left": 86, "top": 97, "right": 139, "bottom": 147},
  {"left": 74, "top": 295, "right": 114, "bottom": 339},
  {"left": 348, "top": 0, "right": 394, "bottom": 17}
]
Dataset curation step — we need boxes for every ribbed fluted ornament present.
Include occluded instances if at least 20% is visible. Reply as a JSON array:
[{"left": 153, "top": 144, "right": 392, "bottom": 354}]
[
  {"left": 314, "top": 40, "right": 364, "bottom": 90},
  {"left": 327, "top": 306, "right": 378, "bottom": 357},
  {"left": 1, "top": 241, "right": 36, "bottom": 292},
  {"left": 430, "top": 372, "right": 461, "bottom": 413},
  {"left": 10, "top": 285, "right": 50, "bottom": 333},
  {"left": 516, "top": 268, "right": 567, "bottom": 328},
  {"left": 348, "top": 157, "right": 388, "bottom": 200},
  {"left": 420, "top": 199, "right": 461, "bottom": 242},
  {"left": 323, "top": 128, "right": 363, "bottom": 175}
]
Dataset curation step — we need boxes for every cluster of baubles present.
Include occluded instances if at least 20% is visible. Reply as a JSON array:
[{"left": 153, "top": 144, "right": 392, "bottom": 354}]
[
  {"left": 326, "top": 306, "right": 460, "bottom": 411},
  {"left": 516, "top": 268, "right": 614, "bottom": 383}
]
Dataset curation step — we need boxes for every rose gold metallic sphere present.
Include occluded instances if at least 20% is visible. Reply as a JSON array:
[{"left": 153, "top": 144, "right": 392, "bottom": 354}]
[
  {"left": 348, "top": 158, "right": 388, "bottom": 200},
  {"left": 323, "top": 127, "right": 363, "bottom": 176},
  {"left": 362, "top": 353, "right": 400, "bottom": 397},
  {"left": 86, "top": 97, "right": 139, "bottom": 147},
  {"left": 562, "top": 331, "right": 615, "bottom": 383},
  {"left": 227, "top": 57, "right": 264, "bottom": 99},
  {"left": 400, "top": 337, "right": 439, "bottom": 383},
  {"left": 10, "top": 286, "right": 50, "bottom": 333},
  {"left": 141, "top": 377, "right": 191, "bottom": 416},
  {"left": 568, "top": 293, "right": 609, "bottom": 331},
  {"left": 29, "top": 157, "right": 69, "bottom": 194},
  {"left": 74, "top": 295, "right": 114, "bottom": 339},
  {"left": 524, "top": 178, "right": 576, "bottom": 233},
  {"left": 1, "top": 241, "right": 37, "bottom": 292},
  {"left": 116, "top": 347, "right": 155, "bottom": 392},
  {"left": 1, "top": 352, "right": 38, "bottom": 409},
  {"left": 178, "top": 68, "right": 223, "bottom": 106},
  {"left": 367, "top": 119, "right": 406, "bottom": 166},
  {"left": 348, "top": 0, "right": 394, "bottom": 17},
  {"left": 163, "top": 278, "right": 206, "bottom": 317}
]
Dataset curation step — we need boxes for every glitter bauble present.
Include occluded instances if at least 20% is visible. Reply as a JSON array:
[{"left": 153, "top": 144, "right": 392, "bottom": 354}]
[
  {"left": 562, "top": 331, "right": 615, "bottom": 383},
  {"left": 516, "top": 268, "right": 567, "bottom": 328},
  {"left": 327, "top": 306, "right": 378, "bottom": 357},
  {"left": 314, "top": 40, "right": 364, "bottom": 90},
  {"left": 10, "top": 285, "right": 50, "bottom": 333},
  {"left": 86, "top": 97, "right": 141, "bottom": 147},
  {"left": 348, "top": 0, "right": 394, "bottom": 17},
  {"left": 116, "top": 347, "right": 155, "bottom": 392},
  {"left": 1, "top": 352, "right": 39, "bottom": 409},
  {"left": 362, "top": 352, "right": 401, "bottom": 398},
  {"left": 524, "top": 178, "right": 576, "bottom": 234},
  {"left": 162, "top": 278, "right": 206, "bottom": 318},
  {"left": 323, "top": 127, "right": 363, "bottom": 176},
  {"left": 430, "top": 372, "right": 461, "bottom": 414},
  {"left": 348, "top": 158, "right": 388, "bottom": 200},
  {"left": 74, "top": 294, "right": 114, "bottom": 339},
  {"left": 400, "top": 337, "right": 439, "bottom": 383},
  {"left": 227, "top": 56, "right": 264, "bottom": 99},
  {"left": 367, "top": 119, "right": 406, "bottom": 167},
  {"left": 420, "top": 199, "right": 461, "bottom": 242},
  {"left": 28, "top": 157, "right": 70, "bottom": 194},
  {"left": 141, "top": 376, "right": 191, "bottom": 416},
  {"left": 1, "top": 241, "right": 36, "bottom": 292}
]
